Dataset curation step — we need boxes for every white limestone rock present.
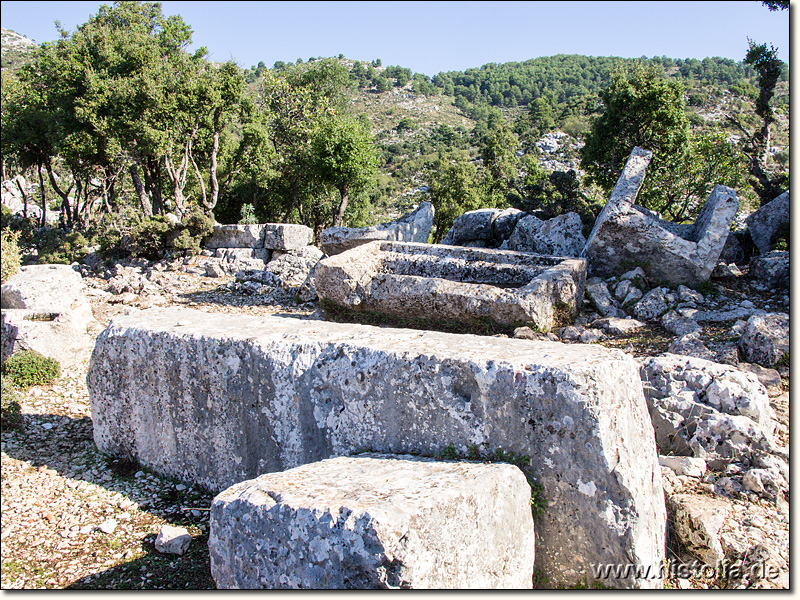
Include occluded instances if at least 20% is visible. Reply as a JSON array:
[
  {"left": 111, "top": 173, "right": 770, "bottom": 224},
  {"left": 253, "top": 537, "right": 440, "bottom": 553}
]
[
  {"left": 738, "top": 313, "right": 789, "bottom": 368},
  {"left": 88, "top": 306, "right": 665, "bottom": 589},
  {"left": 744, "top": 190, "right": 788, "bottom": 255},
  {"left": 507, "top": 212, "right": 586, "bottom": 256},
  {"left": 205, "top": 224, "right": 267, "bottom": 249},
  {"left": 155, "top": 525, "right": 191, "bottom": 555},
  {"left": 666, "top": 493, "right": 729, "bottom": 566},
  {"left": 263, "top": 223, "right": 314, "bottom": 250},
  {"left": 640, "top": 354, "right": 778, "bottom": 466},
  {"left": 209, "top": 454, "right": 536, "bottom": 589}
]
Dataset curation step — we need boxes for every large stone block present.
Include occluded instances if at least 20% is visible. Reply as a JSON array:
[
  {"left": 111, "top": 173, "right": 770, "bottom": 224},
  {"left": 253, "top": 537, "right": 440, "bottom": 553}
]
[
  {"left": 209, "top": 454, "right": 535, "bottom": 589},
  {"left": 745, "top": 190, "right": 788, "bottom": 255},
  {"left": 87, "top": 307, "right": 665, "bottom": 588},
  {"left": 1, "top": 306, "right": 96, "bottom": 366},
  {"left": 205, "top": 224, "right": 267, "bottom": 249},
  {"left": 1, "top": 264, "right": 86, "bottom": 313},
  {"left": 314, "top": 241, "right": 586, "bottom": 331},
  {"left": 263, "top": 223, "right": 314, "bottom": 250},
  {"left": 321, "top": 202, "right": 433, "bottom": 256},
  {"left": 507, "top": 212, "right": 586, "bottom": 256},
  {"left": 582, "top": 147, "right": 738, "bottom": 286}
]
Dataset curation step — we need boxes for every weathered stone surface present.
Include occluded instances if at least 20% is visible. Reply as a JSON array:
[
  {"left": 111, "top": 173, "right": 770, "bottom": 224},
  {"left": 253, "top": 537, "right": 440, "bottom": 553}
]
[
  {"left": 205, "top": 225, "right": 267, "bottom": 249},
  {"left": 666, "top": 493, "right": 728, "bottom": 566},
  {"left": 441, "top": 208, "right": 497, "bottom": 246},
  {"left": 88, "top": 306, "right": 665, "bottom": 588},
  {"left": 640, "top": 354, "right": 777, "bottom": 466},
  {"left": 745, "top": 191, "right": 788, "bottom": 255},
  {"left": 633, "top": 288, "right": 672, "bottom": 321},
  {"left": 1, "top": 307, "right": 96, "bottom": 366},
  {"left": 322, "top": 203, "right": 433, "bottom": 255},
  {"left": 209, "top": 454, "right": 535, "bottom": 589},
  {"left": 658, "top": 455, "right": 706, "bottom": 478},
  {"left": 507, "top": 212, "right": 586, "bottom": 256},
  {"left": 591, "top": 316, "right": 645, "bottom": 335},
  {"left": 1, "top": 264, "right": 86, "bottom": 312},
  {"left": 1, "top": 264, "right": 97, "bottom": 366},
  {"left": 213, "top": 248, "right": 272, "bottom": 275},
  {"left": 263, "top": 223, "right": 314, "bottom": 250},
  {"left": 582, "top": 147, "right": 738, "bottom": 285},
  {"left": 749, "top": 251, "right": 789, "bottom": 288},
  {"left": 584, "top": 278, "right": 625, "bottom": 318},
  {"left": 737, "top": 363, "right": 782, "bottom": 397},
  {"left": 155, "top": 525, "right": 191, "bottom": 555},
  {"left": 667, "top": 332, "right": 716, "bottom": 362},
  {"left": 661, "top": 310, "right": 702, "bottom": 336},
  {"left": 314, "top": 241, "right": 586, "bottom": 331},
  {"left": 738, "top": 313, "right": 789, "bottom": 368},
  {"left": 266, "top": 247, "right": 324, "bottom": 288}
]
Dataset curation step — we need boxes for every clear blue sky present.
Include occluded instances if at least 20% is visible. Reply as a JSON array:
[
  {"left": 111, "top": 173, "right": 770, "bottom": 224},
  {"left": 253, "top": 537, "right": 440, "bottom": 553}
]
[{"left": 0, "top": 1, "right": 790, "bottom": 76}]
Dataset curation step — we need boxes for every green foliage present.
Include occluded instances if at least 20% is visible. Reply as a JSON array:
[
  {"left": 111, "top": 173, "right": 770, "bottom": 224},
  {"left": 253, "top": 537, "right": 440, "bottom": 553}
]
[
  {"left": 1, "top": 376, "right": 23, "bottom": 432},
  {"left": 35, "top": 229, "right": 90, "bottom": 265},
  {"left": 425, "top": 154, "right": 486, "bottom": 242},
  {"left": 1, "top": 229, "right": 21, "bottom": 283},
  {"left": 771, "top": 222, "right": 789, "bottom": 251},
  {"left": 2, "top": 350, "right": 60, "bottom": 389},
  {"left": 238, "top": 203, "right": 258, "bottom": 224},
  {"left": 581, "top": 64, "right": 690, "bottom": 199},
  {"left": 438, "top": 444, "right": 459, "bottom": 460}
]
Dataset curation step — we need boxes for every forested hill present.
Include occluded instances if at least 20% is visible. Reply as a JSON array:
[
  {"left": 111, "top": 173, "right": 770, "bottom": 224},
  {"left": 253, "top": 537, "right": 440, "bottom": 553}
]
[{"left": 244, "top": 53, "right": 789, "bottom": 125}]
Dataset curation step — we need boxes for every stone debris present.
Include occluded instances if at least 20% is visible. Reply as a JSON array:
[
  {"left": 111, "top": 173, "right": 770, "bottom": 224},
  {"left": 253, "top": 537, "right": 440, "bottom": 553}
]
[
  {"left": 749, "top": 251, "right": 788, "bottom": 288},
  {"left": 666, "top": 493, "right": 729, "bottom": 566},
  {"left": 738, "top": 313, "right": 789, "bottom": 368},
  {"left": 640, "top": 354, "right": 781, "bottom": 468},
  {"left": 155, "top": 525, "right": 192, "bottom": 555},
  {"left": 321, "top": 202, "right": 434, "bottom": 256},
  {"left": 582, "top": 147, "right": 738, "bottom": 285},
  {"left": 314, "top": 241, "right": 586, "bottom": 331},
  {"left": 88, "top": 306, "right": 665, "bottom": 588},
  {"left": 209, "top": 455, "right": 535, "bottom": 589}
]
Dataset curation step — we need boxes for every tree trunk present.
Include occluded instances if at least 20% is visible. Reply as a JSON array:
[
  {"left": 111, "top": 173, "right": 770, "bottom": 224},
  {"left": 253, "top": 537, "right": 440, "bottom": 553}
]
[
  {"left": 46, "top": 161, "right": 75, "bottom": 228},
  {"left": 130, "top": 163, "right": 153, "bottom": 217},
  {"left": 332, "top": 186, "right": 349, "bottom": 227},
  {"left": 37, "top": 164, "right": 48, "bottom": 228},
  {"left": 14, "top": 176, "right": 28, "bottom": 219}
]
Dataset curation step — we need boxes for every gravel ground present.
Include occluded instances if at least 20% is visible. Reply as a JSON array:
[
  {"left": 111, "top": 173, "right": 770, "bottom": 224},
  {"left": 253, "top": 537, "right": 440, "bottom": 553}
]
[{"left": 0, "top": 259, "right": 790, "bottom": 589}]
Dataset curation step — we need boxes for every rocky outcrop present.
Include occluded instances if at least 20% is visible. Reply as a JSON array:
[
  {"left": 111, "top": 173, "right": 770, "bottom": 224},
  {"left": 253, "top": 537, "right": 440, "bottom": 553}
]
[
  {"left": 88, "top": 306, "right": 665, "bottom": 588},
  {"left": 209, "top": 454, "right": 535, "bottom": 589},
  {"left": 321, "top": 202, "right": 433, "bottom": 256},
  {"left": 582, "top": 147, "right": 738, "bottom": 286},
  {"left": 640, "top": 354, "right": 780, "bottom": 467},
  {"left": 206, "top": 223, "right": 313, "bottom": 251}
]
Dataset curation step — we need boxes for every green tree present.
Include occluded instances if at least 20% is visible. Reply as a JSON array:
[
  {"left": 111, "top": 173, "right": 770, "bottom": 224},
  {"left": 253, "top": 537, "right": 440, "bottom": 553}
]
[
  {"left": 426, "top": 154, "right": 485, "bottom": 242},
  {"left": 728, "top": 40, "right": 786, "bottom": 204},
  {"left": 580, "top": 64, "right": 690, "bottom": 210},
  {"left": 311, "top": 116, "right": 378, "bottom": 228}
]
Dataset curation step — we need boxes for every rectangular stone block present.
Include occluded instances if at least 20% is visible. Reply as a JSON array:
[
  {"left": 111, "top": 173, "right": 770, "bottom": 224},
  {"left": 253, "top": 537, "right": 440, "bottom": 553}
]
[
  {"left": 205, "top": 224, "right": 267, "bottom": 249},
  {"left": 87, "top": 307, "right": 665, "bottom": 588},
  {"left": 209, "top": 454, "right": 535, "bottom": 589},
  {"left": 314, "top": 241, "right": 586, "bottom": 332},
  {"left": 263, "top": 224, "right": 314, "bottom": 250}
]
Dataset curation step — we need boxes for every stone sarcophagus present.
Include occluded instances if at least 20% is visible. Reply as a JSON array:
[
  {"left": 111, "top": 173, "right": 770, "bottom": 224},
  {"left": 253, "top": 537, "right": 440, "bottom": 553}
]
[{"left": 313, "top": 241, "right": 586, "bottom": 332}]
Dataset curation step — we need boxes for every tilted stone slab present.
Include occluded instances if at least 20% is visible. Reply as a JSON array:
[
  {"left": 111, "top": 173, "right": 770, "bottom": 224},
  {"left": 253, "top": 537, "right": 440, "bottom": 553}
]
[
  {"left": 745, "top": 190, "right": 788, "bottom": 255},
  {"left": 209, "top": 454, "right": 536, "bottom": 589},
  {"left": 321, "top": 202, "right": 433, "bottom": 256},
  {"left": 87, "top": 307, "right": 665, "bottom": 588},
  {"left": 582, "top": 147, "right": 739, "bottom": 286},
  {"left": 314, "top": 241, "right": 586, "bottom": 332}
]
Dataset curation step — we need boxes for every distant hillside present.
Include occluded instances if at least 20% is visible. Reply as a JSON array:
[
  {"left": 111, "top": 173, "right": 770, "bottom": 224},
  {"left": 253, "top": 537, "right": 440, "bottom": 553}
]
[
  {"left": 1, "top": 28, "right": 38, "bottom": 71},
  {"left": 3, "top": 27, "right": 789, "bottom": 222}
]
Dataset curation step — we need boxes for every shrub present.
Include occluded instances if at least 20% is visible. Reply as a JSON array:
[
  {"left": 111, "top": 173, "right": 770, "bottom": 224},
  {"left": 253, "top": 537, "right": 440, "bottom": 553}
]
[
  {"left": 1, "top": 376, "right": 23, "bottom": 432},
  {"left": 1, "top": 351, "right": 61, "bottom": 389},
  {"left": 1, "top": 229, "right": 21, "bottom": 283},
  {"left": 36, "top": 228, "right": 90, "bottom": 264}
]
